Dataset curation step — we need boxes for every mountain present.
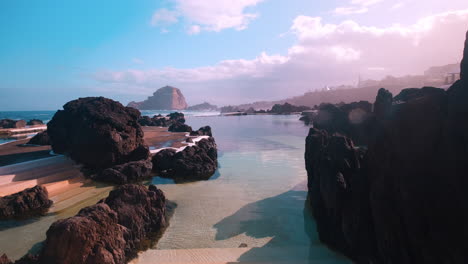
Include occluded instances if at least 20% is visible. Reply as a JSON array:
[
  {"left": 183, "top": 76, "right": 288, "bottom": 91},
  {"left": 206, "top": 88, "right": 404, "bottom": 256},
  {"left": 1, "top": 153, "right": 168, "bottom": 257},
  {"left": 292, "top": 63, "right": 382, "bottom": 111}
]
[
  {"left": 127, "top": 86, "right": 188, "bottom": 110},
  {"left": 187, "top": 102, "right": 218, "bottom": 111}
]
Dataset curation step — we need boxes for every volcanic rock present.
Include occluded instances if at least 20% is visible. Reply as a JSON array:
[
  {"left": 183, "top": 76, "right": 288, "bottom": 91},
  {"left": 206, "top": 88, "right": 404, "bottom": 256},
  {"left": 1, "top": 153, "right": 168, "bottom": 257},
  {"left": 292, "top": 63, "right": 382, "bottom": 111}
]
[
  {"left": 187, "top": 102, "right": 218, "bottom": 111},
  {"left": 190, "top": 126, "right": 212, "bottom": 137},
  {"left": 0, "top": 186, "right": 53, "bottom": 219},
  {"left": 168, "top": 122, "right": 192, "bottom": 133},
  {"left": 47, "top": 97, "right": 149, "bottom": 169},
  {"left": 26, "top": 119, "right": 43, "bottom": 126},
  {"left": 27, "top": 131, "right": 50, "bottom": 145},
  {"left": 127, "top": 86, "right": 188, "bottom": 110},
  {"left": 0, "top": 119, "right": 26, "bottom": 129},
  {"left": 305, "top": 31, "right": 468, "bottom": 264},
  {"left": 40, "top": 184, "right": 167, "bottom": 264},
  {"left": 152, "top": 137, "right": 218, "bottom": 182},
  {"left": 94, "top": 160, "right": 153, "bottom": 184}
]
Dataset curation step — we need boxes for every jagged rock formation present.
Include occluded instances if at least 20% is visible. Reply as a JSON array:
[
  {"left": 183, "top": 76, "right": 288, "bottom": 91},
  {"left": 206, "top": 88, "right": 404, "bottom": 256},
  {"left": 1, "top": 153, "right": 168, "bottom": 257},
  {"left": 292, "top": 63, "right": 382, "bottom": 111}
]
[
  {"left": 127, "top": 86, "right": 188, "bottom": 110},
  {"left": 47, "top": 97, "right": 149, "bottom": 169},
  {"left": 0, "top": 186, "right": 53, "bottom": 219},
  {"left": 27, "top": 131, "right": 50, "bottom": 145},
  {"left": 40, "top": 184, "right": 167, "bottom": 264},
  {"left": 302, "top": 101, "right": 374, "bottom": 145},
  {"left": 152, "top": 137, "right": 218, "bottom": 182},
  {"left": 93, "top": 160, "right": 153, "bottom": 184},
  {"left": 190, "top": 126, "right": 212, "bottom": 137},
  {"left": 187, "top": 102, "right": 218, "bottom": 111},
  {"left": 269, "top": 103, "right": 311, "bottom": 114},
  {"left": 0, "top": 119, "right": 26, "bottom": 129},
  {"left": 305, "top": 31, "right": 468, "bottom": 264}
]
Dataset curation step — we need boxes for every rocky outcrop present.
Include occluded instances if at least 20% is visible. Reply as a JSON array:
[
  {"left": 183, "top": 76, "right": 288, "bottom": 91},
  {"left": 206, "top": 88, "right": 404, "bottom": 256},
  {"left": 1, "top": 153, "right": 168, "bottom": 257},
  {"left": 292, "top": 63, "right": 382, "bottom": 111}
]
[
  {"left": 93, "top": 160, "right": 153, "bottom": 184},
  {"left": 269, "top": 103, "right": 310, "bottom": 114},
  {"left": 168, "top": 122, "right": 192, "bottom": 133},
  {"left": 27, "top": 131, "right": 50, "bottom": 145},
  {"left": 307, "top": 101, "right": 374, "bottom": 145},
  {"left": 190, "top": 126, "right": 212, "bottom": 137},
  {"left": 47, "top": 97, "right": 149, "bottom": 169},
  {"left": 138, "top": 112, "right": 186, "bottom": 128},
  {"left": 187, "top": 102, "right": 218, "bottom": 111},
  {"left": 305, "top": 31, "right": 468, "bottom": 264},
  {"left": 152, "top": 137, "right": 217, "bottom": 182},
  {"left": 0, "top": 186, "right": 53, "bottom": 219},
  {"left": 373, "top": 88, "right": 392, "bottom": 119},
  {"left": 127, "top": 86, "right": 188, "bottom": 110},
  {"left": 40, "top": 184, "right": 167, "bottom": 264},
  {"left": 461, "top": 30, "right": 468, "bottom": 80},
  {"left": 26, "top": 119, "right": 43, "bottom": 126},
  {"left": 0, "top": 119, "right": 26, "bottom": 129}
]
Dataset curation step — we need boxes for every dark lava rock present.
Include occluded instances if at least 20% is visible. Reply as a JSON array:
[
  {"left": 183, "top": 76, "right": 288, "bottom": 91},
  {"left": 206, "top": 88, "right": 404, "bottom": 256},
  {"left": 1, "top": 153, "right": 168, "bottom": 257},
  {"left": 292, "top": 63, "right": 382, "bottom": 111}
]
[
  {"left": 373, "top": 88, "right": 393, "bottom": 119},
  {"left": 139, "top": 112, "right": 185, "bottom": 127},
  {"left": 26, "top": 119, "right": 43, "bottom": 126},
  {"left": 152, "top": 137, "right": 218, "bottom": 182},
  {"left": 311, "top": 101, "right": 374, "bottom": 145},
  {"left": 0, "top": 254, "right": 38, "bottom": 264},
  {"left": 0, "top": 119, "right": 26, "bottom": 129},
  {"left": 168, "top": 122, "right": 192, "bottom": 133},
  {"left": 0, "top": 186, "right": 53, "bottom": 219},
  {"left": 461, "top": 30, "right": 468, "bottom": 80},
  {"left": 189, "top": 126, "right": 212, "bottom": 137},
  {"left": 40, "top": 184, "right": 167, "bottom": 264},
  {"left": 94, "top": 160, "right": 153, "bottom": 184},
  {"left": 27, "top": 131, "right": 50, "bottom": 145},
  {"left": 47, "top": 97, "right": 149, "bottom": 169},
  {"left": 305, "top": 31, "right": 468, "bottom": 264}
]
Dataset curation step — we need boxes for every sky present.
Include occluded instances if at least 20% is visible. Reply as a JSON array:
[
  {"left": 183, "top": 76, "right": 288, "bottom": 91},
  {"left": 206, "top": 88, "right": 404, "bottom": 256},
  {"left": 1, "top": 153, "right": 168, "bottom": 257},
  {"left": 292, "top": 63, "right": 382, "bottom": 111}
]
[{"left": 1, "top": 0, "right": 468, "bottom": 110}]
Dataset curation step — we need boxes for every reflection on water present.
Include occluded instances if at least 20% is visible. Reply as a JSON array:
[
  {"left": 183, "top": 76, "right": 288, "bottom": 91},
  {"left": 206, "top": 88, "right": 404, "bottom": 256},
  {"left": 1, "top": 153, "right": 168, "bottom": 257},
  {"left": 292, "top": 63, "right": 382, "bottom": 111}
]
[{"left": 142, "top": 115, "right": 350, "bottom": 263}]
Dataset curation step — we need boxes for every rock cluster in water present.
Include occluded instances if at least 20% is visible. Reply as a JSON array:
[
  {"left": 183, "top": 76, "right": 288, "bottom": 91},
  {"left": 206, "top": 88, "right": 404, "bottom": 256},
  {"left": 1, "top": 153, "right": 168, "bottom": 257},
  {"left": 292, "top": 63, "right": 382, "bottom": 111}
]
[
  {"left": 24, "top": 184, "right": 167, "bottom": 264},
  {"left": 127, "top": 86, "right": 188, "bottom": 110},
  {"left": 305, "top": 31, "right": 468, "bottom": 263},
  {"left": 47, "top": 97, "right": 149, "bottom": 170},
  {"left": 0, "top": 186, "right": 52, "bottom": 219},
  {"left": 152, "top": 134, "right": 217, "bottom": 182},
  {"left": 26, "top": 119, "right": 44, "bottom": 126},
  {"left": 0, "top": 119, "right": 26, "bottom": 129},
  {"left": 93, "top": 160, "right": 153, "bottom": 185}
]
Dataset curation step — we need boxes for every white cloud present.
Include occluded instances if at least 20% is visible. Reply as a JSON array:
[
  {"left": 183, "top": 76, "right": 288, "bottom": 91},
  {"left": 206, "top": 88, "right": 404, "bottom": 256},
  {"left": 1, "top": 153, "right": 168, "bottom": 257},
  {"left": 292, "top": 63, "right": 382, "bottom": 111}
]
[
  {"left": 94, "top": 9, "right": 468, "bottom": 105},
  {"left": 391, "top": 2, "right": 405, "bottom": 10},
  {"left": 151, "top": 8, "right": 179, "bottom": 26},
  {"left": 151, "top": 0, "right": 263, "bottom": 34},
  {"left": 187, "top": 25, "right": 201, "bottom": 35},
  {"left": 333, "top": 0, "right": 383, "bottom": 15}
]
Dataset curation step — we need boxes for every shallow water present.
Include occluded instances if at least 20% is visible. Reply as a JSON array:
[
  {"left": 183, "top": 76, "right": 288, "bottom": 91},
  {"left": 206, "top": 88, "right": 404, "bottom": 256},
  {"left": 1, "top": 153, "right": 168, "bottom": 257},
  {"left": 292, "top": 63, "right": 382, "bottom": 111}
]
[
  {"left": 0, "top": 114, "right": 350, "bottom": 263},
  {"left": 141, "top": 115, "right": 351, "bottom": 263}
]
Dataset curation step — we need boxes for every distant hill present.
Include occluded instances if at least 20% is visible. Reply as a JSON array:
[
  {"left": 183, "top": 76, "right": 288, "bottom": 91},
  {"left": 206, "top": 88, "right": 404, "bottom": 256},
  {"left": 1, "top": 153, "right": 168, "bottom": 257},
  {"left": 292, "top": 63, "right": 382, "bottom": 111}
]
[
  {"left": 127, "top": 86, "right": 188, "bottom": 110},
  {"left": 223, "top": 63, "right": 460, "bottom": 111},
  {"left": 187, "top": 102, "right": 218, "bottom": 111}
]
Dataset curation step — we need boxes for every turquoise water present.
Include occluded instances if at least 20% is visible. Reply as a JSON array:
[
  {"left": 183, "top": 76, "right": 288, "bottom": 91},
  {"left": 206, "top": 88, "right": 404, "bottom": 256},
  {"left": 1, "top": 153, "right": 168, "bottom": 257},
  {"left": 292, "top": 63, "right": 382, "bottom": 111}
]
[
  {"left": 0, "top": 112, "right": 350, "bottom": 263},
  {"left": 141, "top": 115, "right": 351, "bottom": 263}
]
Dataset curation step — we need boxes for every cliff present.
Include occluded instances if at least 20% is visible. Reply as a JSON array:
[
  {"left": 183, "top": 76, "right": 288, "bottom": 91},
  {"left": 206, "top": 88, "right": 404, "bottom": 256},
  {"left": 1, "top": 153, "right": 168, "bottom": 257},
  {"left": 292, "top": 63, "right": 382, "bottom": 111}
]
[
  {"left": 304, "top": 30, "right": 468, "bottom": 264},
  {"left": 128, "top": 86, "right": 188, "bottom": 110}
]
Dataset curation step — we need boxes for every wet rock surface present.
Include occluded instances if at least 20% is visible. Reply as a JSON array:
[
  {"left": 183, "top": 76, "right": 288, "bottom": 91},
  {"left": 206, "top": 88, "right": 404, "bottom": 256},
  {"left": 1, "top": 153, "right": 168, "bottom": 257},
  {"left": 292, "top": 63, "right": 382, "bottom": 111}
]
[
  {"left": 152, "top": 137, "right": 218, "bottom": 182},
  {"left": 47, "top": 97, "right": 149, "bottom": 169},
  {"left": 0, "top": 186, "right": 53, "bottom": 219},
  {"left": 93, "top": 159, "right": 153, "bottom": 184},
  {"left": 305, "top": 32, "right": 468, "bottom": 264},
  {"left": 40, "top": 184, "right": 167, "bottom": 264},
  {"left": 190, "top": 126, "right": 213, "bottom": 137}
]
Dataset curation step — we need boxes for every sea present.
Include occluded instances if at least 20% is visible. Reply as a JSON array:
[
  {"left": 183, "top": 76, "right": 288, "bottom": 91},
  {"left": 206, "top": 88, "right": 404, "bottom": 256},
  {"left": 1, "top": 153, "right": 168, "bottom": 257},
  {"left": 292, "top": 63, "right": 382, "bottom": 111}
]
[{"left": 0, "top": 111, "right": 351, "bottom": 263}]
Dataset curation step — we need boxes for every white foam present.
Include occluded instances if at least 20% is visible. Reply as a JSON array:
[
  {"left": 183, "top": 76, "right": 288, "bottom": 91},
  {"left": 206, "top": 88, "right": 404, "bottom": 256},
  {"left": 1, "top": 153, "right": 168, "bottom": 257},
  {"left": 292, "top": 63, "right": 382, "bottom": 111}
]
[{"left": 149, "top": 135, "right": 210, "bottom": 154}]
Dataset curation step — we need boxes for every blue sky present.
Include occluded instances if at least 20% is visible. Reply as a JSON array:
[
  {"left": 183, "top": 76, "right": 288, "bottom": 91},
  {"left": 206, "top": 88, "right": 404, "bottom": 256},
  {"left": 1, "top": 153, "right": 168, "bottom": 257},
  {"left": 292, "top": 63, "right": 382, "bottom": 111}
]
[{"left": 1, "top": 0, "right": 468, "bottom": 110}]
